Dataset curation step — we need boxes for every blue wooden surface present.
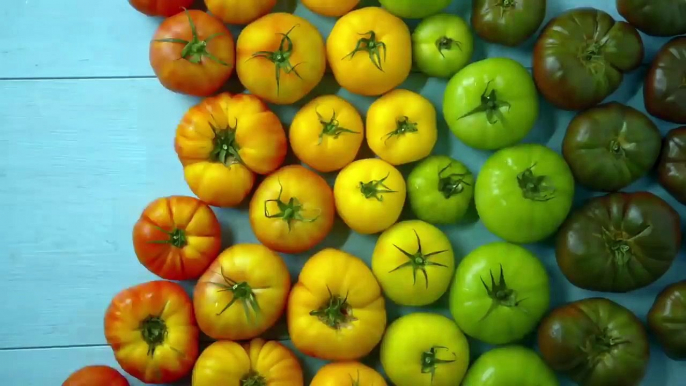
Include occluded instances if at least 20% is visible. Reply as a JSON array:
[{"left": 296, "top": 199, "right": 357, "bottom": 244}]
[{"left": 1, "top": 0, "right": 685, "bottom": 385}]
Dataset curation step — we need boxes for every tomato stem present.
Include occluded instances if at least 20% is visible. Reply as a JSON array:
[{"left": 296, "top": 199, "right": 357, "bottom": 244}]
[
  {"left": 309, "top": 287, "right": 357, "bottom": 329},
  {"left": 437, "top": 163, "right": 471, "bottom": 199},
  {"left": 359, "top": 173, "right": 397, "bottom": 201},
  {"left": 241, "top": 371, "right": 267, "bottom": 386},
  {"left": 209, "top": 119, "right": 242, "bottom": 166},
  {"left": 458, "top": 80, "right": 510, "bottom": 124},
  {"left": 388, "top": 230, "right": 448, "bottom": 289},
  {"left": 249, "top": 25, "right": 303, "bottom": 96},
  {"left": 517, "top": 163, "right": 556, "bottom": 202},
  {"left": 499, "top": 0, "right": 516, "bottom": 7},
  {"left": 582, "top": 328, "right": 630, "bottom": 361},
  {"left": 435, "top": 37, "right": 462, "bottom": 58},
  {"left": 479, "top": 264, "right": 527, "bottom": 321},
  {"left": 382, "top": 116, "right": 419, "bottom": 144},
  {"left": 421, "top": 346, "right": 457, "bottom": 383},
  {"left": 349, "top": 370, "right": 362, "bottom": 386},
  {"left": 264, "top": 180, "right": 319, "bottom": 231},
  {"left": 342, "top": 31, "right": 387, "bottom": 71},
  {"left": 148, "top": 225, "right": 188, "bottom": 248},
  {"left": 154, "top": 10, "right": 228, "bottom": 65},
  {"left": 139, "top": 315, "right": 168, "bottom": 356},
  {"left": 209, "top": 266, "right": 265, "bottom": 323},
  {"left": 601, "top": 227, "right": 635, "bottom": 265},
  {"left": 315, "top": 107, "right": 359, "bottom": 144}
]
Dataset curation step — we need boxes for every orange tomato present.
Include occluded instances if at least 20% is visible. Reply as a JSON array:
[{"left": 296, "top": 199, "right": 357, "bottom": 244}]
[
  {"left": 236, "top": 13, "right": 326, "bottom": 104},
  {"left": 301, "top": 0, "right": 360, "bottom": 17},
  {"left": 62, "top": 365, "right": 129, "bottom": 386},
  {"left": 289, "top": 95, "right": 364, "bottom": 172},
  {"left": 175, "top": 92, "right": 287, "bottom": 208},
  {"left": 205, "top": 0, "right": 276, "bottom": 25},
  {"left": 310, "top": 362, "right": 387, "bottom": 386},
  {"left": 104, "top": 281, "right": 198, "bottom": 384},
  {"left": 327, "top": 7, "right": 412, "bottom": 96},
  {"left": 193, "top": 244, "right": 291, "bottom": 340},
  {"left": 132, "top": 196, "right": 222, "bottom": 280}
]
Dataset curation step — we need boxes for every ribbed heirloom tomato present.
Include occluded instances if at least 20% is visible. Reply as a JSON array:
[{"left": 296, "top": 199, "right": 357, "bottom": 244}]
[
  {"left": 104, "top": 281, "right": 199, "bottom": 384},
  {"left": 129, "top": 0, "right": 192, "bottom": 17},
  {"left": 302, "top": 0, "right": 360, "bottom": 17},
  {"left": 205, "top": 0, "right": 276, "bottom": 25},
  {"left": 175, "top": 92, "right": 287, "bottom": 208},
  {"left": 310, "top": 362, "right": 387, "bottom": 386},
  {"left": 62, "top": 365, "right": 129, "bottom": 386}
]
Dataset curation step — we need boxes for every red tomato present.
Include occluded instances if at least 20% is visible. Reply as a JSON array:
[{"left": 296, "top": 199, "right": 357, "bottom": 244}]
[
  {"left": 128, "top": 0, "right": 193, "bottom": 17},
  {"left": 104, "top": 281, "right": 199, "bottom": 384},
  {"left": 150, "top": 10, "right": 235, "bottom": 97},
  {"left": 62, "top": 365, "right": 129, "bottom": 386}
]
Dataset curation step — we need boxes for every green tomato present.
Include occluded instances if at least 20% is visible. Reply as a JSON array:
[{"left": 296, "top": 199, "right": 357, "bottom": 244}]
[
  {"left": 407, "top": 155, "right": 474, "bottom": 224},
  {"left": 449, "top": 242, "right": 550, "bottom": 345},
  {"left": 443, "top": 57, "right": 539, "bottom": 150},
  {"left": 378, "top": 0, "right": 452, "bottom": 19},
  {"left": 412, "top": 14, "right": 474, "bottom": 78},
  {"left": 475, "top": 144, "right": 574, "bottom": 244},
  {"left": 462, "top": 346, "right": 559, "bottom": 386}
]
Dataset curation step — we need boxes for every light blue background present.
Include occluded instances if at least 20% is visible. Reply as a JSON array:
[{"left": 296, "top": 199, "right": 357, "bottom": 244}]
[{"left": 0, "top": 0, "right": 685, "bottom": 385}]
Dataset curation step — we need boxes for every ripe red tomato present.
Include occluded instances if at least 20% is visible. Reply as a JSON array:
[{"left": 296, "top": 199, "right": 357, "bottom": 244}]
[
  {"left": 150, "top": 10, "right": 235, "bottom": 97},
  {"left": 128, "top": 0, "right": 193, "bottom": 17},
  {"left": 62, "top": 365, "right": 129, "bottom": 386}
]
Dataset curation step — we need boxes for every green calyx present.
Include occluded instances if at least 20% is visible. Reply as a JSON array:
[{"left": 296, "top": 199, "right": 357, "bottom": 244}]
[
  {"left": 316, "top": 108, "right": 359, "bottom": 144},
  {"left": 209, "top": 119, "right": 242, "bottom": 166},
  {"left": 609, "top": 140, "right": 625, "bottom": 157},
  {"left": 360, "top": 173, "right": 397, "bottom": 201},
  {"left": 139, "top": 315, "right": 168, "bottom": 356},
  {"left": 681, "top": 73, "right": 686, "bottom": 88},
  {"left": 389, "top": 230, "right": 448, "bottom": 289},
  {"left": 148, "top": 225, "right": 187, "bottom": 248},
  {"left": 310, "top": 287, "right": 357, "bottom": 329},
  {"left": 349, "top": 370, "right": 362, "bottom": 386},
  {"left": 154, "top": 10, "right": 228, "bottom": 65},
  {"left": 458, "top": 80, "right": 510, "bottom": 124},
  {"left": 250, "top": 25, "right": 303, "bottom": 96},
  {"left": 517, "top": 163, "right": 556, "bottom": 202},
  {"left": 437, "top": 163, "right": 471, "bottom": 199},
  {"left": 435, "top": 36, "right": 462, "bottom": 58},
  {"left": 582, "top": 328, "right": 629, "bottom": 363},
  {"left": 264, "top": 180, "right": 319, "bottom": 231},
  {"left": 241, "top": 371, "right": 267, "bottom": 386},
  {"left": 383, "top": 116, "right": 419, "bottom": 143},
  {"left": 601, "top": 227, "right": 634, "bottom": 265},
  {"left": 343, "top": 31, "right": 387, "bottom": 71},
  {"left": 499, "top": 0, "right": 516, "bottom": 7},
  {"left": 479, "top": 264, "right": 527, "bottom": 321},
  {"left": 421, "top": 346, "right": 457, "bottom": 383},
  {"left": 210, "top": 267, "right": 264, "bottom": 323}
]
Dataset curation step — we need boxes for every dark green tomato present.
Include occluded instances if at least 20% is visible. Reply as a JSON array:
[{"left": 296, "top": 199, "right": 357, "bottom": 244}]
[
  {"left": 658, "top": 127, "right": 686, "bottom": 205},
  {"left": 556, "top": 192, "right": 682, "bottom": 293},
  {"left": 412, "top": 14, "right": 474, "bottom": 79},
  {"left": 617, "top": 0, "right": 686, "bottom": 37},
  {"left": 562, "top": 102, "right": 661, "bottom": 192},
  {"left": 407, "top": 155, "right": 474, "bottom": 224},
  {"left": 644, "top": 37, "right": 686, "bottom": 124},
  {"left": 538, "top": 297, "right": 649, "bottom": 386},
  {"left": 533, "top": 8, "right": 643, "bottom": 111},
  {"left": 472, "top": 0, "right": 546, "bottom": 47},
  {"left": 648, "top": 281, "right": 686, "bottom": 360}
]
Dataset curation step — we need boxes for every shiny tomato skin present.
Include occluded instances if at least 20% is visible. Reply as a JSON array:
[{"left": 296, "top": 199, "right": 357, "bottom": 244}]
[
  {"left": 150, "top": 11, "right": 235, "bottom": 97},
  {"left": 193, "top": 244, "right": 291, "bottom": 340},
  {"left": 104, "top": 281, "right": 199, "bottom": 384},
  {"left": 175, "top": 92, "right": 287, "bottom": 208},
  {"left": 648, "top": 281, "right": 686, "bottom": 360},
  {"left": 62, "top": 365, "right": 129, "bottom": 386},
  {"left": 129, "top": 0, "right": 192, "bottom": 17},
  {"left": 205, "top": 0, "right": 276, "bottom": 25},
  {"left": 378, "top": 0, "right": 451, "bottom": 19},
  {"left": 658, "top": 127, "right": 686, "bottom": 204},
  {"left": 644, "top": 37, "right": 686, "bottom": 124},
  {"left": 310, "top": 362, "right": 387, "bottom": 386},
  {"left": 472, "top": 0, "right": 546, "bottom": 47},
  {"left": 302, "top": 0, "right": 360, "bottom": 17},
  {"left": 237, "top": 13, "right": 326, "bottom": 105},
  {"left": 249, "top": 165, "right": 335, "bottom": 254},
  {"left": 462, "top": 346, "right": 558, "bottom": 386},
  {"left": 617, "top": 0, "right": 686, "bottom": 37},
  {"left": 412, "top": 14, "right": 474, "bottom": 79}
]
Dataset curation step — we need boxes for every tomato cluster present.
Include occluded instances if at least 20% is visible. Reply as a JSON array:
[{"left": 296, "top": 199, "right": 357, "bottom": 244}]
[{"left": 63, "top": 1, "right": 686, "bottom": 385}]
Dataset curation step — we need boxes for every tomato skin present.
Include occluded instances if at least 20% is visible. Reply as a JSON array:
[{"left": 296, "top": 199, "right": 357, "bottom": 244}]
[
  {"left": 644, "top": 37, "right": 686, "bottom": 124},
  {"left": 205, "top": 0, "right": 276, "bottom": 25},
  {"left": 366, "top": 89, "right": 437, "bottom": 165},
  {"left": 658, "top": 127, "right": 686, "bottom": 204},
  {"left": 412, "top": 14, "right": 474, "bottom": 79},
  {"left": 129, "top": 0, "right": 192, "bottom": 17},
  {"left": 289, "top": 95, "right": 364, "bottom": 173},
  {"left": 472, "top": 0, "right": 546, "bottom": 47},
  {"left": 327, "top": 7, "right": 412, "bottom": 96},
  {"left": 132, "top": 196, "right": 221, "bottom": 280},
  {"left": 462, "top": 346, "right": 558, "bottom": 386},
  {"left": 249, "top": 165, "right": 335, "bottom": 254},
  {"left": 302, "top": 0, "right": 360, "bottom": 17},
  {"left": 62, "top": 365, "right": 129, "bottom": 386},
  {"left": 380, "top": 313, "right": 469, "bottom": 386},
  {"left": 310, "top": 362, "right": 386, "bottom": 386},
  {"left": 449, "top": 242, "right": 550, "bottom": 345},
  {"left": 192, "top": 339, "right": 303, "bottom": 386},
  {"left": 648, "top": 281, "right": 686, "bottom": 360},
  {"left": 617, "top": 0, "right": 686, "bottom": 37},
  {"left": 334, "top": 158, "right": 406, "bottom": 235},
  {"left": 288, "top": 248, "right": 386, "bottom": 360},
  {"left": 475, "top": 144, "right": 574, "bottom": 244},
  {"left": 175, "top": 92, "right": 287, "bottom": 208},
  {"left": 150, "top": 11, "right": 235, "bottom": 97},
  {"left": 104, "top": 281, "right": 199, "bottom": 384},
  {"left": 378, "top": 0, "right": 451, "bottom": 19},
  {"left": 237, "top": 13, "right": 326, "bottom": 105}
]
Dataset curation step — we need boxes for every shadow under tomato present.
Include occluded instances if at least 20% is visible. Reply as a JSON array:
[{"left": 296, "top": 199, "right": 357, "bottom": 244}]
[
  {"left": 521, "top": 94, "right": 557, "bottom": 147},
  {"left": 273, "top": 0, "right": 298, "bottom": 14},
  {"left": 191, "top": 0, "right": 208, "bottom": 12}
]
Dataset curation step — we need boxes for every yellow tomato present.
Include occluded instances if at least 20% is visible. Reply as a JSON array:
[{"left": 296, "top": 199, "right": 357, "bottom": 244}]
[
  {"left": 205, "top": 0, "right": 276, "bottom": 25},
  {"left": 301, "top": 0, "right": 360, "bottom": 17},
  {"left": 334, "top": 158, "right": 406, "bottom": 234},
  {"left": 289, "top": 95, "right": 364, "bottom": 173},
  {"left": 237, "top": 13, "right": 326, "bottom": 104},
  {"left": 327, "top": 7, "right": 412, "bottom": 96},
  {"left": 372, "top": 220, "right": 455, "bottom": 306},
  {"left": 288, "top": 248, "right": 387, "bottom": 360},
  {"left": 310, "top": 362, "right": 387, "bottom": 386},
  {"left": 367, "top": 89, "right": 437, "bottom": 165},
  {"left": 192, "top": 339, "right": 303, "bottom": 386}
]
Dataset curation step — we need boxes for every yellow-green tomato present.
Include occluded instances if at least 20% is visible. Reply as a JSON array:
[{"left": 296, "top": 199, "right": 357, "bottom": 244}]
[
  {"left": 372, "top": 220, "right": 455, "bottom": 306},
  {"left": 462, "top": 346, "right": 559, "bottom": 386},
  {"left": 412, "top": 14, "right": 474, "bottom": 78},
  {"left": 380, "top": 313, "right": 469, "bottom": 386}
]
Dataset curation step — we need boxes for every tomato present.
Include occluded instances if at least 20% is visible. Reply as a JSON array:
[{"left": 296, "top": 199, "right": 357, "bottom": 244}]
[
  {"left": 407, "top": 155, "right": 474, "bottom": 224},
  {"left": 562, "top": 103, "right": 661, "bottom": 192},
  {"left": 132, "top": 196, "right": 221, "bottom": 280},
  {"left": 104, "top": 281, "right": 198, "bottom": 384},
  {"left": 334, "top": 158, "right": 406, "bottom": 235},
  {"left": 175, "top": 92, "right": 287, "bottom": 208},
  {"left": 205, "top": 0, "right": 276, "bottom": 25},
  {"left": 475, "top": 144, "right": 574, "bottom": 244},
  {"left": 236, "top": 13, "right": 326, "bottom": 105},
  {"left": 150, "top": 10, "right": 235, "bottom": 97},
  {"left": 658, "top": 127, "right": 686, "bottom": 205},
  {"left": 556, "top": 192, "right": 682, "bottom": 293},
  {"left": 192, "top": 339, "right": 303, "bottom": 386},
  {"left": 288, "top": 248, "right": 386, "bottom": 360},
  {"left": 644, "top": 37, "right": 686, "bottom": 124},
  {"left": 378, "top": 0, "right": 451, "bottom": 19},
  {"left": 302, "top": 0, "right": 360, "bottom": 17},
  {"left": 129, "top": 0, "right": 191, "bottom": 17},
  {"left": 443, "top": 57, "right": 538, "bottom": 150},
  {"left": 310, "top": 362, "right": 387, "bottom": 386},
  {"left": 617, "top": 0, "right": 686, "bottom": 37},
  {"left": 380, "top": 313, "right": 469, "bottom": 386},
  {"left": 372, "top": 220, "right": 454, "bottom": 306},
  {"left": 533, "top": 8, "right": 643, "bottom": 111},
  {"left": 289, "top": 95, "right": 364, "bottom": 173},
  {"left": 538, "top": 298, "right": 650, "bottom": 386},
  {"left": 462, "top": 346, "right": 558, "bottom": 386},
  {"left": 366, "top": 89, "right": 437, "bottom": 165},
  {"left": 249, "top": 165, "right": 335, "bottom": 254},
  {"left": 62, "top": 366, "right": 129, "bottom": 386},
  {"left": 327, "top": 7, "right": 412, "bottom": 96},
  {"left": 648, "top": 281, "right": 686, "bottom": 360},
  {"left": 472, "top": 0, "right": 546, "bottom": 47},
  {"left": 193, "top": 244, "right": 290, "bottom": 340},
  {"left": 412, "top": 14, "right": 473, "bottom": 78}
]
